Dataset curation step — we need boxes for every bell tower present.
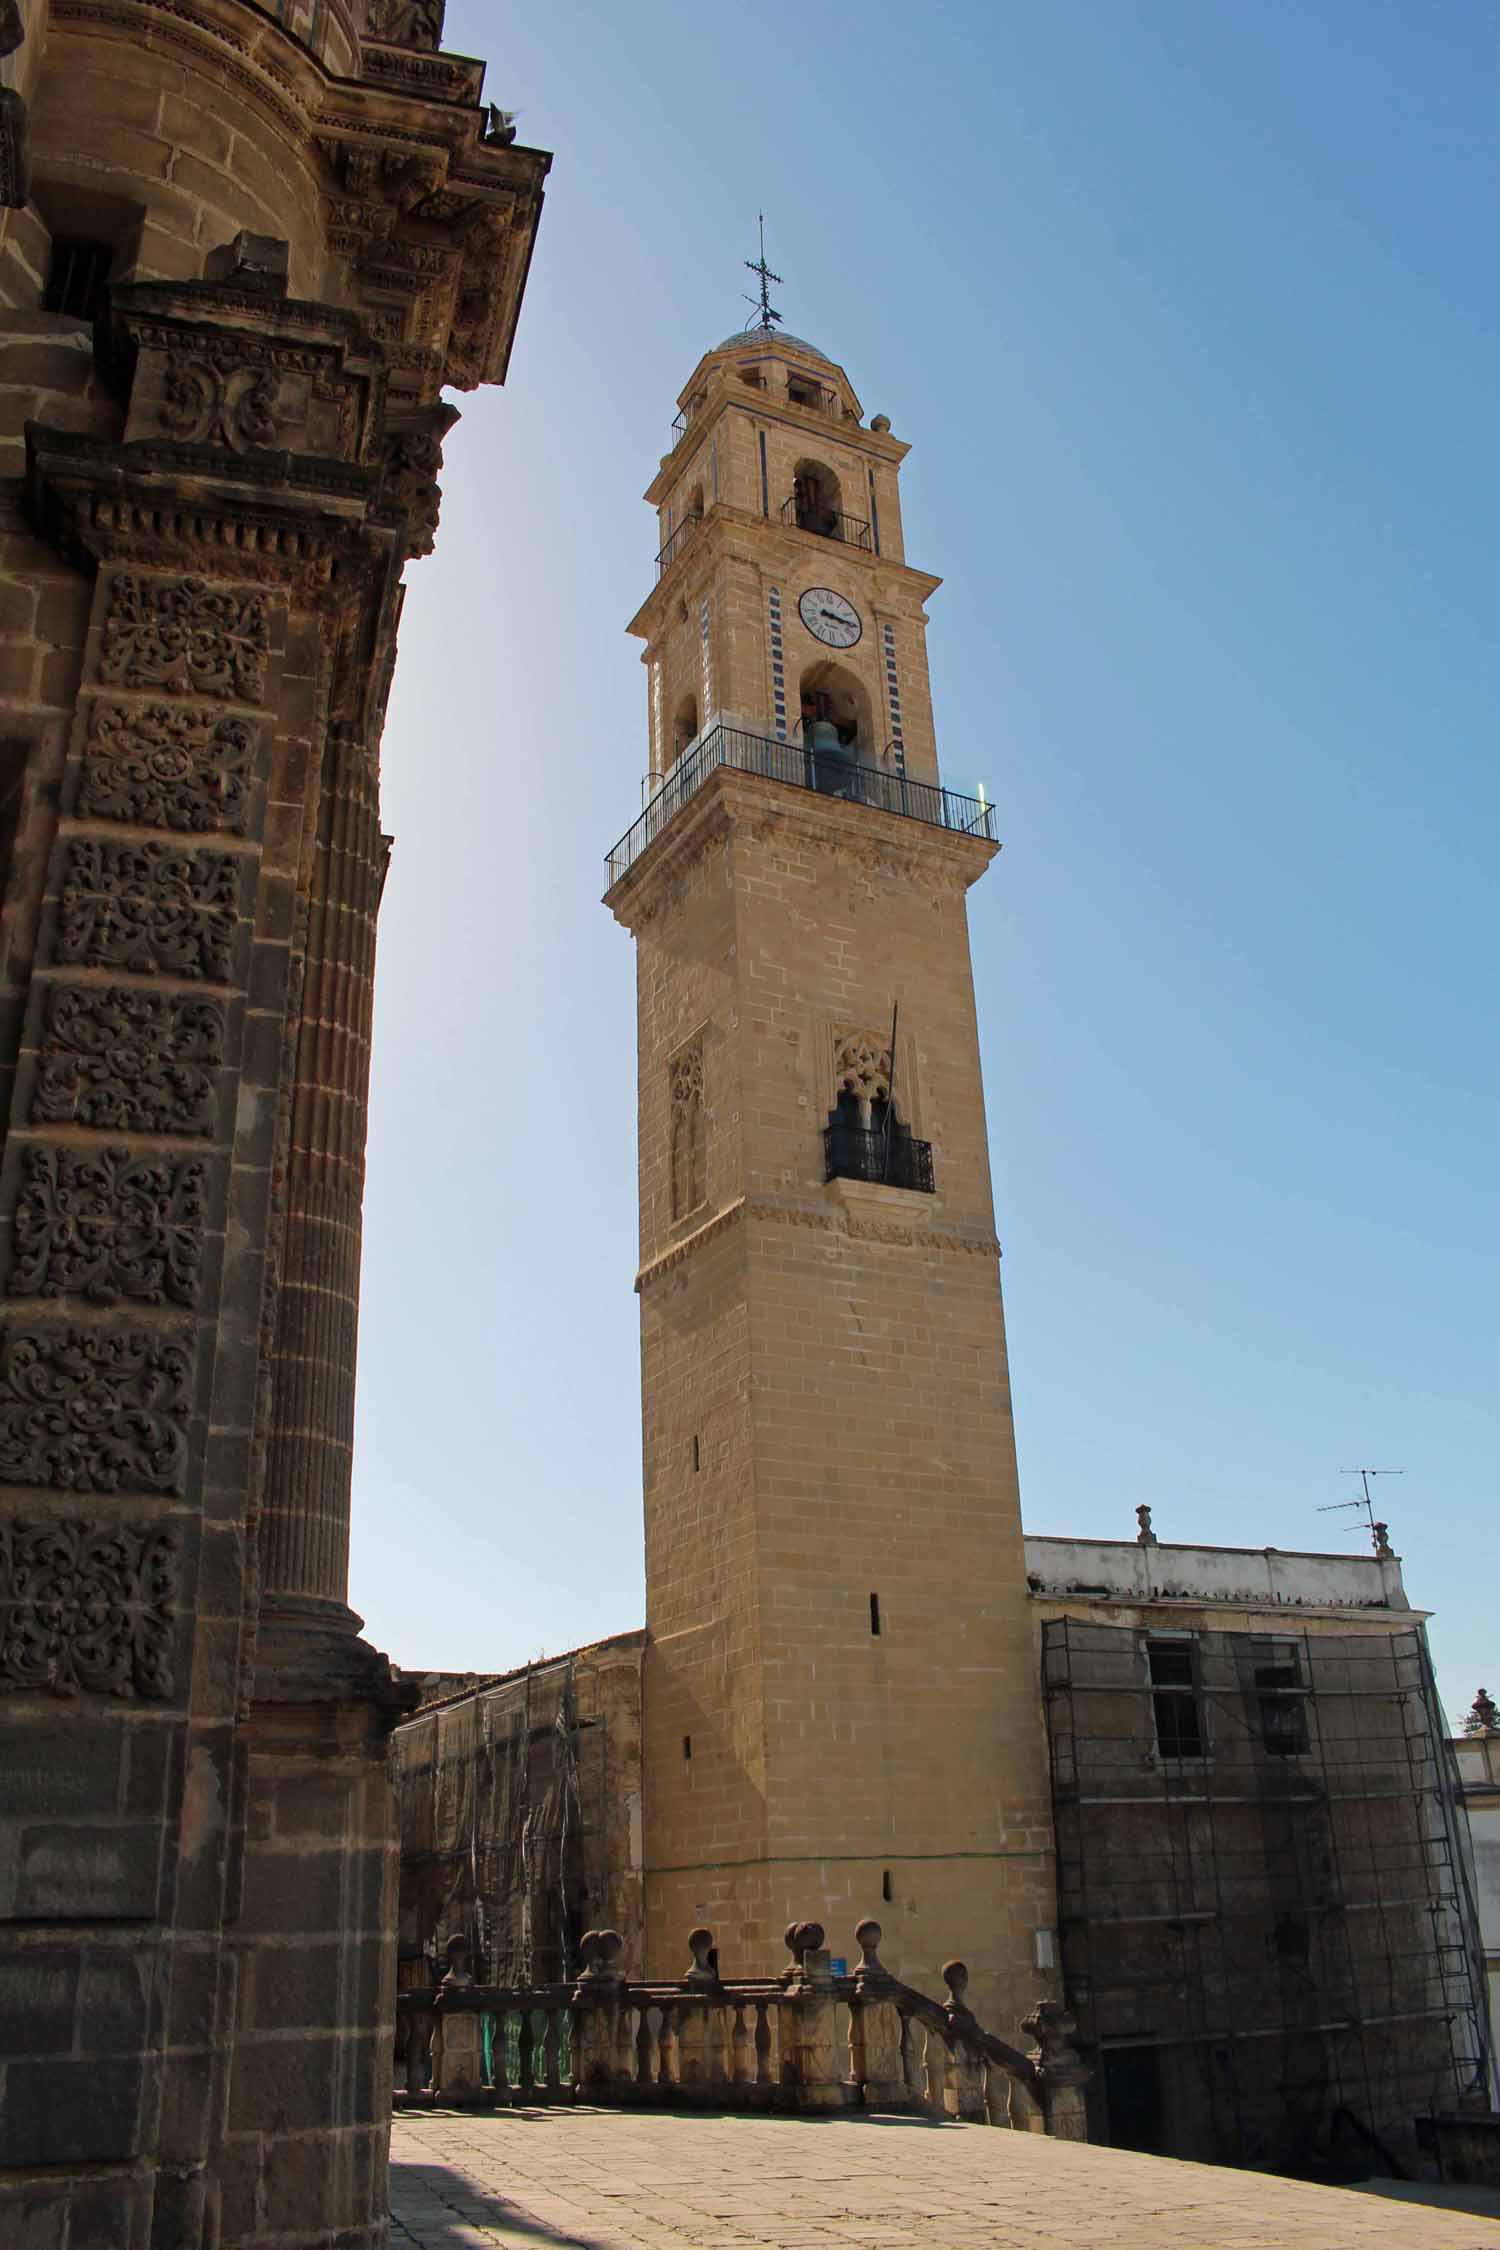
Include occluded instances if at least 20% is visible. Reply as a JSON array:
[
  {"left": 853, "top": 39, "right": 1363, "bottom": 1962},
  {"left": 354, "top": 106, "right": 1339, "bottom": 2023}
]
[{"left": 606, "top": 314, "right": 1058, "bottom": 2029}]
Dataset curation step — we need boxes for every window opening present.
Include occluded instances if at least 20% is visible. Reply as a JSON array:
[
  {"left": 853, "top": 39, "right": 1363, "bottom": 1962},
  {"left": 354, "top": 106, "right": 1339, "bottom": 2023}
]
[
  {"left": 691, "top": 1434, "right": 700, "bottom": 1473},
  {"left": 1147, "top": 1637, "right": 1205, "bottom": 1759},
  {"left": 1254, "top": 1641, "right": 1310, "bottom": 1755},
  {"left": 881, "top": 1869, "right": 893, "bottom": 1903},
  {"left": 42, "top": 237, "right": 112, "bottom": 324},
  {"left": 869, "top": 1592, "right": 881, "bottom": 1636},
  {"left": 791, "top": 462, "right": 840, "bottom": 538},
  {"left": 682, "top": 1735, "right": 692, "bottom": 1760}
]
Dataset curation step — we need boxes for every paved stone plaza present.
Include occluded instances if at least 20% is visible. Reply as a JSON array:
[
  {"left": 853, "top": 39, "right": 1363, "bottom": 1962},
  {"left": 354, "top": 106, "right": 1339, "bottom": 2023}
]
[{"left": 390, "top": 2110, "right": 1500, "bottom": 2248}]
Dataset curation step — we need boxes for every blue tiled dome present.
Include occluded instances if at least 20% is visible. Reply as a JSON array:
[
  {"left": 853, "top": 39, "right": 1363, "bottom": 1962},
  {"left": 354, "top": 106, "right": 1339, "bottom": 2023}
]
[{"left": 713, "top": 323, "right": 832, "bottom": 363}]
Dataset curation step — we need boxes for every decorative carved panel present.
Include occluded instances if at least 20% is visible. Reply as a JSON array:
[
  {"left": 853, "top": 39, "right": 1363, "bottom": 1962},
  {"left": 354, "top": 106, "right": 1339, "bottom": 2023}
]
[
  {"left": 160, "top": 352, "right": 282, "bottom": 452},
  {"left": 79, "top": 700, "right": 261, "bottom": 835},
  {"left": 99, "top": 575, "right": 271, "bottom": 703},
  {"left": 0, "top": 1515, "right": 181, "bottom": 1698},
  {"left": 33, "top": 984, "right": 226, "bottom": 1137},
  {"left": 670, "top": 1039, "right": 706, "bottom": 1222},
  {"left": 0, "top": 1327, "right": 193, "bottom": 1495},
  {"left": 10, "top": 1145, "right": 206, "bottom": 1308},
  {"left": 58, "top": 838, "right": 243, "bottom": 983}
]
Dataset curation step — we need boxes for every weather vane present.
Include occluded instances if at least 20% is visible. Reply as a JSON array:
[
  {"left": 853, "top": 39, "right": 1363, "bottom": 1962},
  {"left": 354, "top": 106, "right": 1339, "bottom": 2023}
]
[{"left": 743, "top": 213, "right": 783, "bottom": 332}]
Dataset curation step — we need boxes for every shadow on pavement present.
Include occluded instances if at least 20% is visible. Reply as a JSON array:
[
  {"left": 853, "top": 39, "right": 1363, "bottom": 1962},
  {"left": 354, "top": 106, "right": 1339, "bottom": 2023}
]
[{"left": 390, "top": 2157, "right": 605, "bottom": 2249}]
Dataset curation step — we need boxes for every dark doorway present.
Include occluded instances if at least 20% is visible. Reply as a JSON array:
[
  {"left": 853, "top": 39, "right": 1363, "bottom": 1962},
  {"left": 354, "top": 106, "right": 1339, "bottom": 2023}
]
[{"left": 1104, "top": 2044, "right": 1167, "bottom": 2154}]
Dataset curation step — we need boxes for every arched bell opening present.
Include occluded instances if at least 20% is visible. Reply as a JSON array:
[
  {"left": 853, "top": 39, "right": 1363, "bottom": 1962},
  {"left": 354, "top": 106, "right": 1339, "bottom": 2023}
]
[
  {"left": 798, "top": 660, "right": 873, "bottom": 795},
  {"left": 670, "top": 692, "right": 699, "bottom": 763},
  {"left": 790, "top": 457, "right": 841, "bottom": 539}
]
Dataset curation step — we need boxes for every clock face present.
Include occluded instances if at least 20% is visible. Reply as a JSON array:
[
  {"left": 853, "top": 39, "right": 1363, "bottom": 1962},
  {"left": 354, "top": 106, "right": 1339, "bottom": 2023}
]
[{"left": 798, "top": 586, "right": 862, "bottom": 649}]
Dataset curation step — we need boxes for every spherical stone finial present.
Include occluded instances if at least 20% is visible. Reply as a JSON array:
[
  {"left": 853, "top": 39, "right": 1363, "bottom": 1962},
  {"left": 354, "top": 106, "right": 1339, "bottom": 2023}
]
[
  {"left": 577, "top": 1928, "right": 625, "bottom": 1981},
  {"left": 941, "top": 1959, "right": 969, "bottom": 2008},
  {"left": 686, "top": 1925, "right": 720, "bottom": 1984},
  {"left": 870, "top": 413, "right": 891, "bottom": 433},
  {"left": 441, "top": 1932, "right": 473, "bottom": 1986}
]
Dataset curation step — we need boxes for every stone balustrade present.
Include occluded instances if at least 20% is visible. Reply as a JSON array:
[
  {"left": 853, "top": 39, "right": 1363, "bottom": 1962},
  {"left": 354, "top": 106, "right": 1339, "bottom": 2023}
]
[{"left": 395, "top": 1919, "right": 1089, "bottom": 2139}]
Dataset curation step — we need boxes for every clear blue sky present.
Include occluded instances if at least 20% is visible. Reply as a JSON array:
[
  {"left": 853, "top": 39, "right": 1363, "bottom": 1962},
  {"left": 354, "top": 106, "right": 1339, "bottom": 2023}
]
[{"left": 351, "top": 0, "right": 1498, "bottom": 1723}]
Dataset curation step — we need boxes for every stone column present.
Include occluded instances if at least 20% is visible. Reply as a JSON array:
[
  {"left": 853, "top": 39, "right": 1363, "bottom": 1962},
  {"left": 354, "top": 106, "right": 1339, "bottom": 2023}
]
[{"left": 258, "top": 717, "right": 381, "bottom": 1617}]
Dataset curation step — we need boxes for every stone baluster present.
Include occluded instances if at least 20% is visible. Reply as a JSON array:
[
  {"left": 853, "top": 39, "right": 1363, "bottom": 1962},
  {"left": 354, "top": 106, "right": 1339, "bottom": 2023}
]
[
  {"left": 1023, "top": 1998, "right": 1090, "bottom": 2142},
  {"left": 678, "top": 1925, "right": 722, "bottom": 2099},
  {"left": 780, "top": 1920, "right": 844, "bottom": 2113},
  {"left": 899, "top": 2012, "right": 925, "bottom": 2107},
  {"left": 657, "top": 2000, "right": 680, "bottom": 2090},
  {"left": 753, "top": 1998, "right": 773, "bottom": 2088},
  {"left": 635, "top": 2006, "right": 657, "bottom": 2090},
  {"left": 430, "top": 1935, "right": 484, "bottom": 2102},
  {"left": 571, "top": 1928, "right": 625, "bottom": 2096},
  {"left": 517, "top": 2010, "right": 536, "bottom": 2097},
  {"left": 401, "top": 2004, "right": 433, "bottom": 2098},
  {"left": 731, "top": 2002, "right": 752, "bottom": 2087},
  {"left": 848, "top": 1919, "right": 906, "bottom": 2110},
  {"left": 942, "top": 1961, "right": 988, "bottom": 2122},
  {"left": 543, "top": 2006, "right": 562, "bottom": 2097},
  {"left": 611, "top": 2000, "right": 636, "bottom": 2093},
  {"left": 923, "top": 2023, "right": 953, "bottom": 2115},
  {"left": 489, "top": 2011, "right": 513, "bottom": 2108}
]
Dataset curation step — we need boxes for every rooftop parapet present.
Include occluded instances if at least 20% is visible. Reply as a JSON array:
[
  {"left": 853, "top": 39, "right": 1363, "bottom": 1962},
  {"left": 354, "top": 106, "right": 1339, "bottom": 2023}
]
[{"left": 1024, "top": 1533, "right": 1411, "bottom": 1614}]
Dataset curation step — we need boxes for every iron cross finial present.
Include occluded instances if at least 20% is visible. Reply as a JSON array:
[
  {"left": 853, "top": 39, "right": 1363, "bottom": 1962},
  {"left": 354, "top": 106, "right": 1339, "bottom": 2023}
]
[{"left": 743, "top": 212, "right": 783, "bottom": 331}]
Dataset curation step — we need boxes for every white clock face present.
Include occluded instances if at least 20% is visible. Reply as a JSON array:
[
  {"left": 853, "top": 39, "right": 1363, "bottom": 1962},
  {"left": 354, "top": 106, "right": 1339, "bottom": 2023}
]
[{"left": 798, "top": 586, "right": 862, "bottom": 649}]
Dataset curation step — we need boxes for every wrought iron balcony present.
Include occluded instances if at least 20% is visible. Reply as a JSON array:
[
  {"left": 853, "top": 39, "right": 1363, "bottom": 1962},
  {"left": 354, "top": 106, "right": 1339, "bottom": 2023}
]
[
  {"left": 824, "top": 1120, "right": 935, "bottom": 1195},
  {"left": 605, "top": 722, "right": 996, "bottom": 884},
  {"left": 655, "top": 515, "right": 702, "bottom": 579},
  {"left": 779, "top": 495, "right": 872, "bottom": 551}
]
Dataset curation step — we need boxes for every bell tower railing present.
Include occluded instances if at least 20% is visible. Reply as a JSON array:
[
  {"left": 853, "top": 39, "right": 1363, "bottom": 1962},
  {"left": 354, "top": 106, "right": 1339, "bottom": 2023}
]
[{"left": 606, "top": 722, "right": 995, "bottom": 885}]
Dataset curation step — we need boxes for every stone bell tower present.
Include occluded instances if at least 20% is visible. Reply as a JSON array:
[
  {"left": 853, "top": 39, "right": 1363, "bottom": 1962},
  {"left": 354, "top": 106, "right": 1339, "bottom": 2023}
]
[
  {"left": 606, "top": 316, "right": 1059, "bottom": 2031},
  {"left": 0, "top": 2, "right": 546, "bottom": 2243}
]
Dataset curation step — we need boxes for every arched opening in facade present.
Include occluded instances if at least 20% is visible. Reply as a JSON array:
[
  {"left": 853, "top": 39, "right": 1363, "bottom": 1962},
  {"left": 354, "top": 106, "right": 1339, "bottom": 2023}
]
[
  {"left": 791, "top": 458, "right": 841, "bottom": 539},
  {"left": 798, "top": 659, "right": 872, "bottom": 793},
  {"left": 670, "top": 692, "right": 699, "bottom": 763}
]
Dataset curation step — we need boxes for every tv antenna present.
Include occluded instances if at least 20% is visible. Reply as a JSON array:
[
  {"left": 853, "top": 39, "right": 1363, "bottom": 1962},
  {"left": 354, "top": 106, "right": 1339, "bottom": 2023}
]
[
  {"left": 1318, "top": 1467, "right": 1404, "bottom": 1557},
  {"left": 743, "top": 213, "right": 783, "bottom": 332}
]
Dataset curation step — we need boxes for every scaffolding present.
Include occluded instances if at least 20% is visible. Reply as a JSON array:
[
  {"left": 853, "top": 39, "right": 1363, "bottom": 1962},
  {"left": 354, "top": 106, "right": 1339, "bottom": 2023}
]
[
  {"left": 1043, "top": 1618, "right": 1490, "bottom": 2176},
  {"left": 394, "top": 1636, "right": 643, "bottom": 1990}
]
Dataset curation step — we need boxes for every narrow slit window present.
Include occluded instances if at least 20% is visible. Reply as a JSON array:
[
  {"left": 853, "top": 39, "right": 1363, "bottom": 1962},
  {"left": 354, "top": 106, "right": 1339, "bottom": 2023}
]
[
  {"left": 691, "top": 1434, "right": 700, "bottom": 1472},
  {"left": 881, "top": 1868, "right": 893, "bottom": 1903},
  {"left": 682, "top": 1735, "right": 692, "bottom": 1760},
  {"left": 869, "top": 1592, "right": 881, "bottom": 1636},
  {"left": 42, "top": 237, "right": 113, "bottom": 324}
]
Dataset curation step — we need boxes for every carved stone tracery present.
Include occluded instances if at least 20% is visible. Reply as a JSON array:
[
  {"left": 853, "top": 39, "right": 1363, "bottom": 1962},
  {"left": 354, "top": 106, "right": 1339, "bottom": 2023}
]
[
  {"left": 58, "top": 836, "right": 244, "bottom": 984},
  {"left": 99, "top": 574, "right": 271, "bottom": 703},
  {"left": 0, "top": 1515, "right": 180, "bottom": 1698},
  {"left": 0, "top": 1326, "right": 193, "bottom": 1495},
  {"left": 834, "top": 1029, "right": 892, "bottom": 1127},
  {"left": 10, "top": 1144, "right": 206, "bottom": 1308},
  {"left": 33, "top": 984, "right": 226, "bottom": 1138},
  {"left": 670, "top": 1039, "right": 706, "bottom": 1222},
  {"left": 79, "top": 700, "right": 261, "bottom": 836}
]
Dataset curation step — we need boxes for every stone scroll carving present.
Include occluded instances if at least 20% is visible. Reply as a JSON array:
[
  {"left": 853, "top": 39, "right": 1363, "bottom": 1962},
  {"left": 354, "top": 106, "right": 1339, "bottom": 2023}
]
[
  {"left": 0, "top": 1327, "right": 192, "bottom": 1495},
  {"left": 10, "top": 1145, "right": 206, "bottom": 1307},
  {"left": 669, "top": 1039, "right": 705, "bottom": 1223},
  {"left": 99, "top": 575, "right": 271, "bottom": 704},
  {"left": 160, "top": 352, "right": 282, "bottom": 453},
  {"left": 33, "top": 984, "right": 226, "bottom": 1137},
  {"left": 79, "top": 702, "right": 261, "bottom": 837},
  {"left": 58, "top": 838, "right": 243, "bottom": 984},
  {"left": 0, "top": 1515, "right": 181, "bottom": 1698}
]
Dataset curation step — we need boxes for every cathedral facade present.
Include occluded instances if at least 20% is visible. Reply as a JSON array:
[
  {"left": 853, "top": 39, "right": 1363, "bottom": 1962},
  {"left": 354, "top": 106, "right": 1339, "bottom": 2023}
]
[{"left": 0, "top": 2, "right": 546, "bottom": 2242}]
